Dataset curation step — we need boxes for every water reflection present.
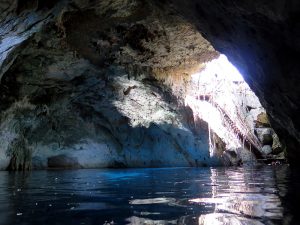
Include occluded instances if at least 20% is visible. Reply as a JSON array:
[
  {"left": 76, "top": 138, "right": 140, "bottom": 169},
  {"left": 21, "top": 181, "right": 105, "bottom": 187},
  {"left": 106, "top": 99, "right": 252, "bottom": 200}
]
[
  {"left": 0, "top": 166, "right": 294, "bottom": 225},
  {"left": 0, "top": 172, "right": 13, "bottom": 225},
  {"left": 190, "top": 167, "right": 285, "bottom": 224}
]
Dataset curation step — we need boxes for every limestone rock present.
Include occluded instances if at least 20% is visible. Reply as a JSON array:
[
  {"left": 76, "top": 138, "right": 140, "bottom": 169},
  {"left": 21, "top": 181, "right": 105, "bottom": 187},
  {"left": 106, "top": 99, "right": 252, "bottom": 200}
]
[
  {"left": 222, "top": 150, "right": 241, "bottom": 166},
  {"left": 272, "top": 133, "right": 283, "bottom": 154},
  {"left": 0, "top": 0, "right": 223, "bottom": 169},
  {"left": 261, "top": 145, "right": 273, "bottom": 156},
  {"left": 262, "top": 134, "right": 273, "bottom": 145},
  {"left": 0, "top": 0, "right": 289, "bottom": 168},
  {"left": 255, "top": 112, "right": 270, "bottom": 128},
  {"left": 237, "top": 147, "right": 257, "bottom": 165},
  {"left": 245, "top": 108, "right": 265, "bottom": 133},
  {"left": 255, "top": 128, "right": 273, "bottom": 145},
  {"left": 167, "top": 0, "right": 300, "bottom": 163}
]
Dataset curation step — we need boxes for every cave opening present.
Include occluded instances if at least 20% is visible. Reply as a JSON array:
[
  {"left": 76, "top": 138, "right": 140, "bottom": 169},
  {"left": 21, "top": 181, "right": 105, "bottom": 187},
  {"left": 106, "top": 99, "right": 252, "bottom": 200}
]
[
  {"left": 185, "top": 54, "right": 285, "bottom": 165},
  {"left": 1, "top": 0, "right": 299, "bottom": 224}
]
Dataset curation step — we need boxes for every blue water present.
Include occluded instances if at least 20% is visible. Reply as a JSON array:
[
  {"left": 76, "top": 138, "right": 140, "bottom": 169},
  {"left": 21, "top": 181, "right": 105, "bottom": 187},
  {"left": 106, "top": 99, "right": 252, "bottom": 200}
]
[{"left": 0, "top": 166, "right": 298, "bottom": 225}]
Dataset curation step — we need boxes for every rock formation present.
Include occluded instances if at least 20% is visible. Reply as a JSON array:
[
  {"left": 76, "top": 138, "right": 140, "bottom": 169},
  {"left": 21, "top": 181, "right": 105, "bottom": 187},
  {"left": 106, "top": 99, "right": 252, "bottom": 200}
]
[
  {"left": 166, "top": 0, "right": 300, "bottom": 164},
  {"left": 0, "top": 0, "right": 222, "bottom": 169},
  {"left": 0, "top": 0, "right": 294, "bottom": 169}
]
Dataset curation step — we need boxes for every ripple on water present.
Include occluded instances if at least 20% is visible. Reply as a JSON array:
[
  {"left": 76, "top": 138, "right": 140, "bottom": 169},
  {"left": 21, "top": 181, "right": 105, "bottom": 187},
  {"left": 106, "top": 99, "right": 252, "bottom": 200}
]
[
  {"left": 0, "top": 166, "right": 295, "bottom": 225},
  {"left": 129, "top": 197, "right": 176, "bottom": 205}
]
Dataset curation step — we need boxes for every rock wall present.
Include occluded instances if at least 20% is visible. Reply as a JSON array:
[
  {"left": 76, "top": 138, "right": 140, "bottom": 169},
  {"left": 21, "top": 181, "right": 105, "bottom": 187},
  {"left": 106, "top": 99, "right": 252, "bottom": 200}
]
[
  {"left": 1, "top": 0, "right": 295, "bottom": 168},
  {"left": 0, "top": 0, "right": 221, "bottom": 169},
  {"left": 166, "top": 0, "right": 300, "bottom": 164}
]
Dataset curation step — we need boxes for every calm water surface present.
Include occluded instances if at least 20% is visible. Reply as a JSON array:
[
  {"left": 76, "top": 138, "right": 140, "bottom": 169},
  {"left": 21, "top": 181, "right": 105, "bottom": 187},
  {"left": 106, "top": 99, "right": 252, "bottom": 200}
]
[{"left": 0, "top": 165, "right": 299, "bottom": 225}]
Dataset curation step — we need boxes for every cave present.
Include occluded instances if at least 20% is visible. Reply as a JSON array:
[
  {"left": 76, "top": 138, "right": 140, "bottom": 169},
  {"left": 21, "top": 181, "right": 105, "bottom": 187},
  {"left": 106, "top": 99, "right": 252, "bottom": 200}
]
[
  {"left": 185, "top": 54, "right": 284, "bottom": 165},
  {"left": 0, "top": 0, "right": 299, "bottom": 224}
]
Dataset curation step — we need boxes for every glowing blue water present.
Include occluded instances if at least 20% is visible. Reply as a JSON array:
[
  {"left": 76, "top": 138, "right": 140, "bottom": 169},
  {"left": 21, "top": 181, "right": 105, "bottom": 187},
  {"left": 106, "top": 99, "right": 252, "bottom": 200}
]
[{"left": 0, "top": 166, "right": 298, "bottom": 225}]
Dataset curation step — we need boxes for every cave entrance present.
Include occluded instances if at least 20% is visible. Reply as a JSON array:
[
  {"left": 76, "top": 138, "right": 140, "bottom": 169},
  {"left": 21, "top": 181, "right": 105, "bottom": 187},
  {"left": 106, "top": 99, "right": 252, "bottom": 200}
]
[{"left": 185, "top": 54, "right": 284, "bottom": 165}]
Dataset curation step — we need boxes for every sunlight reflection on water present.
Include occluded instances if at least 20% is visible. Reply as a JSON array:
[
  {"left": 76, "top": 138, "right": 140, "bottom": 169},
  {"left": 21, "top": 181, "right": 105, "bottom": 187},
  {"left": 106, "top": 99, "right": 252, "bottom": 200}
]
[
  {"left": 0, "top": 165, "right": 296, "bottom": 225},
  {"left": 193, "top": 168, "right": 284, "bottom": 224}
]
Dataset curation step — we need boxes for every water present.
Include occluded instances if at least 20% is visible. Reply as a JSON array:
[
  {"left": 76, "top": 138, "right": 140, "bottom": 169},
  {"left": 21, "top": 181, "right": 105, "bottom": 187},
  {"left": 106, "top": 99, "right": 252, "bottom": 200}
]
[{"left": 0, "top": 165, "right": 298, "bottom": 225}]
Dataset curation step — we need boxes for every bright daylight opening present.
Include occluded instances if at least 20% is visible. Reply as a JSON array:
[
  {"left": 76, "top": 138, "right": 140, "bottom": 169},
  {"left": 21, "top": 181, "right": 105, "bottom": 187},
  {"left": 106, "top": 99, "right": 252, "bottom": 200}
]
[{"left": 185, "top": 54, "right": 269, "bottom": 164}]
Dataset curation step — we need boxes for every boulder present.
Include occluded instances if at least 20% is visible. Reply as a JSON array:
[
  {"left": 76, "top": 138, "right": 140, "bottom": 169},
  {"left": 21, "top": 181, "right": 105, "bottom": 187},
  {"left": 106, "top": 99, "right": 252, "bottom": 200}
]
[
  {"left": 245, "top": 108, "right": 264, "bottom": 133},
  {"left": 261, "top": 145, "right": 272, "bottom": 156},
  {"left": 255, "top": 112, "right": 270, "bottom": 128},
  {"left": 262, "top": 134, "right": 273, "bottom": 145},
  {"left": 255, "top": 128, "right": 273, "bottom": 145},
  {"left": 272, "top": 133, "right": 283, "bottom": 155},
  {"left": 222, "top": 150, "right": 241, "bottom": 166},
  {"left": 237, "top": 147, "right": 256, "bottom": 165}
]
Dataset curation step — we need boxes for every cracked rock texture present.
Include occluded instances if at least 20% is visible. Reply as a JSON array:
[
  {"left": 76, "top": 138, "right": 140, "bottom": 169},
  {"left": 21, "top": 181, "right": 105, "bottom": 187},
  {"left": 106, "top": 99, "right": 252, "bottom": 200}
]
[
  {"left": 1, "top": 0, "right": 297, "bottom": 168},
  {"left": 0, "top": 0, "right": 221, "bottom": 169}
]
